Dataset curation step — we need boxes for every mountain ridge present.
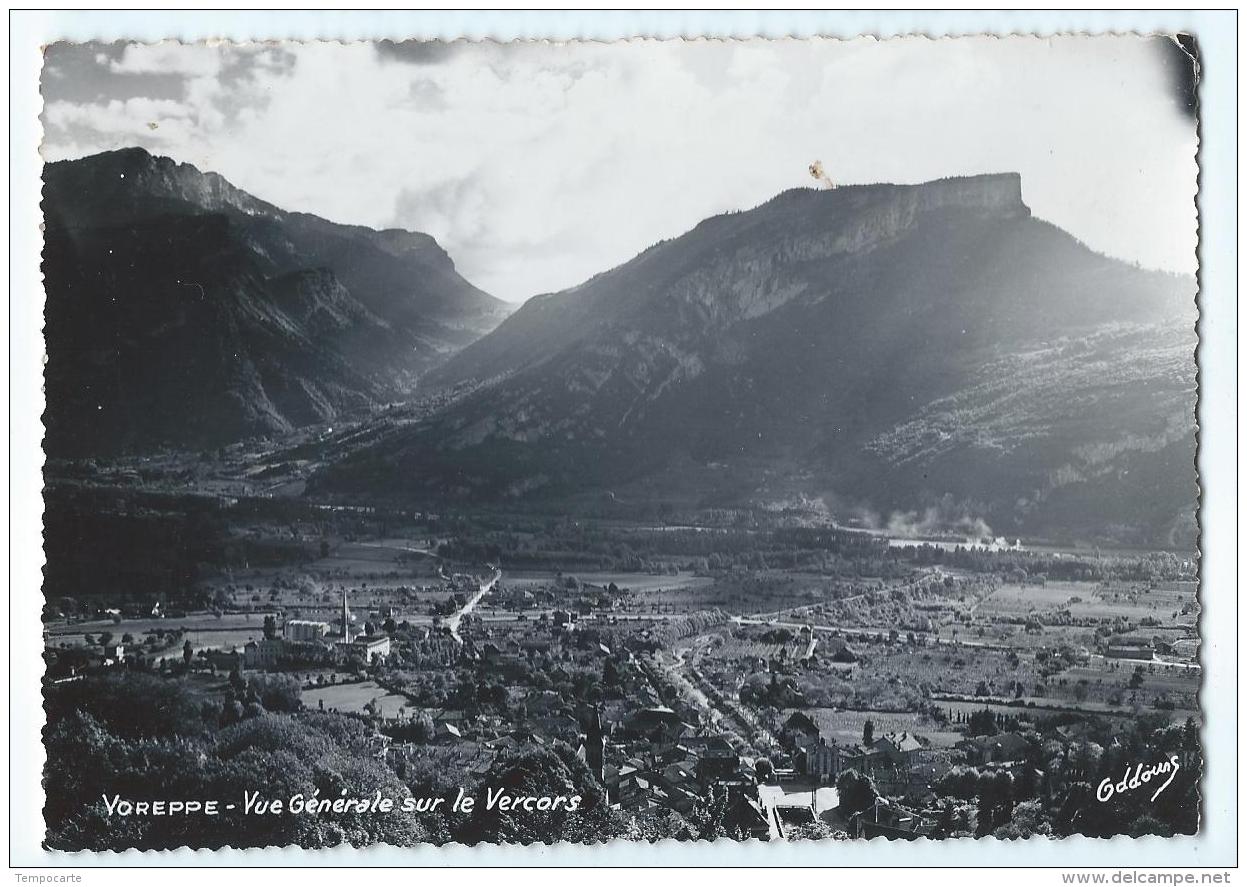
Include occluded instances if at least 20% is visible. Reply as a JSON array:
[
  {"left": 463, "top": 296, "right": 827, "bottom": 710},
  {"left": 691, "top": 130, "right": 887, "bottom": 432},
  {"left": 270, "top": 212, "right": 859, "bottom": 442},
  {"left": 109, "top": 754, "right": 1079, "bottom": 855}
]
[
  {"left": 42, "top": 147, "right": 510, "bottom": 457},
  {"left": 315, "top": 171, "right": 1196, "bottom": 546}
]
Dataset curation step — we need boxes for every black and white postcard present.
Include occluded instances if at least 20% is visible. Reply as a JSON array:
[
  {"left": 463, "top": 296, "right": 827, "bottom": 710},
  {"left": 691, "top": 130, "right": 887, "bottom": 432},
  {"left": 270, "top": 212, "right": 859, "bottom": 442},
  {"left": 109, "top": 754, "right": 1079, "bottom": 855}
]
[{"left": 9, "top": 11, "right": 1239, "bottom": 873}]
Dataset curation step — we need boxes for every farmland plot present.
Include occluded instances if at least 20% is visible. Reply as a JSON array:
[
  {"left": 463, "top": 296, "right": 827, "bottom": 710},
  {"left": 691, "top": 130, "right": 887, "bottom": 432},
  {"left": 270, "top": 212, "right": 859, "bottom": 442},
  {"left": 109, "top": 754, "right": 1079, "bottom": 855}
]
[
  {"left": 302, "top": 680, "right": 410, "bottom": 718},
  {"left": 977, "top": 582, "right": 1097, "bottom": 616}
]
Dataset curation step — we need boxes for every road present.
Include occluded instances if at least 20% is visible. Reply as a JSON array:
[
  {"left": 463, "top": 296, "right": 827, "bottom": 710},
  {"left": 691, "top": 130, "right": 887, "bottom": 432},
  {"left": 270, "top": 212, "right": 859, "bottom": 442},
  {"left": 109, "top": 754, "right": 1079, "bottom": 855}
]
[
  {"left": 731, "top": 615, "right": 998, "bottom": 650},
  {"left": 357, "top": 539, "right": 443, "bottom": 559},
  {"left": 739, "top": 568, "right": 947, "bottom": 624},
  {"left": 445, "top": 569, "right": 501, "bottom": 642}
]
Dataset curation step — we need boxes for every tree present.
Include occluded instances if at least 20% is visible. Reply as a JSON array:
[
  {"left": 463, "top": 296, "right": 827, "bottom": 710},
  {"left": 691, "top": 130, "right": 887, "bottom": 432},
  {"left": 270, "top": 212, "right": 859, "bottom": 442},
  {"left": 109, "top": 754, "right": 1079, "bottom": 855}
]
[
  {"left": 183, "top": 640, "right": 194, "bottom": 666},
  {"left": 248, "top": 674, "right": 302, "bottom": 713},
  {"left": 992, "top": 799, "right": 1052, "bottom": 840},
  {"left": 457, "top": 742, "right": 625, "bottom": 844},
  {"left": 835, "top": 769, "right": 879, "bottom": 816},
  {"left": 934, "top": 766, "right": 981, "bottom": 801},
  {"left": 862, "top": 719, "right": 875, "bottom": 747},
  {"left": 603, "top": 658, "right": 620, "bottom": 687},
  {"left": 262, "top": 615, "right": 278, "bottom": 641},
  {"left": 968, "top": 708, "right": 997, "bottom": 736}
]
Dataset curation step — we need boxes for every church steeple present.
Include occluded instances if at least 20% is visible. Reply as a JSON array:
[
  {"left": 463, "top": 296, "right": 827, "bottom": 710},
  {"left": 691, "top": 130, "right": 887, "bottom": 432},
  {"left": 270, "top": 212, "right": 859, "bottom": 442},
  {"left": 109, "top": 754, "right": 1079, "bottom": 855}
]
[{"left": 341, "top": 587, "right": 351, "bottom": 642}]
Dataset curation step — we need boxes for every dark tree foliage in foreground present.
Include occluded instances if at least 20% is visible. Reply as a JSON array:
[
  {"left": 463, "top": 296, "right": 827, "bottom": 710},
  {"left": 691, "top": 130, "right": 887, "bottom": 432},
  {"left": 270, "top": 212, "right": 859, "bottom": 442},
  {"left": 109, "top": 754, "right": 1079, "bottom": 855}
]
[{"left": 43, "top": 675, "right": 662, "bottom": 850}]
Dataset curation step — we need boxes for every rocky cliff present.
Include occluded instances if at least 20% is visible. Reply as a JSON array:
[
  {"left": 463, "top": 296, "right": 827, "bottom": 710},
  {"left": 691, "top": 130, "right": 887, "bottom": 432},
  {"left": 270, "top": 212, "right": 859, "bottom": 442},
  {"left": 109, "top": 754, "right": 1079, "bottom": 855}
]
[{"left": 318, "top": 173, "right": 1196, "bottom": 545}]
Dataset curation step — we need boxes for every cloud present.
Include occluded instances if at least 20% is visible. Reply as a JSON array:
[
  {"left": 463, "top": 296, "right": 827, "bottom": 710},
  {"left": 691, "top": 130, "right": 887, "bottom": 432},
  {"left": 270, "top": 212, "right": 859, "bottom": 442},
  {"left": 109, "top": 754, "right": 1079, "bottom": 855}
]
[
  {"left": 375, "top": 39, "right": 464, "bottom": 66},
  {"left": 109, "top": 42, "right": 224, "bottom": 78},
  {"left": 39, "top": 37, "right": 1198, "bottom": 303}
]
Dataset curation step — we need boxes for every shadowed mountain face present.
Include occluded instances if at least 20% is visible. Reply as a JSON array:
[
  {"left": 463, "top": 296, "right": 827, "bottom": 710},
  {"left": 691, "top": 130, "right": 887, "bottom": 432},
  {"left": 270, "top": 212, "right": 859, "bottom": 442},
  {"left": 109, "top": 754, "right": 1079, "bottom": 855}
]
[
  {"left": 42, "top": 148, "right": 510, "bottom": 457},
  {"left": 315, "top": 174, "right": 1197, "bottom": 546}
]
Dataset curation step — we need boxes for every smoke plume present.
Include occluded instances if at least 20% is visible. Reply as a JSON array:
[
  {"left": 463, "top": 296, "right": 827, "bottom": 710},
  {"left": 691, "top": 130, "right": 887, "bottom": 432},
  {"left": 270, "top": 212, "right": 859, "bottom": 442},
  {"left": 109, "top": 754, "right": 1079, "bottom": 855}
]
[{"left": 808, "top": 160, "right": 836, "bottom": 189}]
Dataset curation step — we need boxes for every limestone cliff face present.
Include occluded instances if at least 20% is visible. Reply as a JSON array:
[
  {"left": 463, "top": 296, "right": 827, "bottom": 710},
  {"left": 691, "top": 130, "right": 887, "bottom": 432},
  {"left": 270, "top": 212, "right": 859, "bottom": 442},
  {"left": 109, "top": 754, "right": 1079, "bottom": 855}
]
[
  {"left": 432, "top": 173, "right": 1036, "bottom": 388},
  {"left": 320, "top": 172, "right": 1195, "bottom": 545}
]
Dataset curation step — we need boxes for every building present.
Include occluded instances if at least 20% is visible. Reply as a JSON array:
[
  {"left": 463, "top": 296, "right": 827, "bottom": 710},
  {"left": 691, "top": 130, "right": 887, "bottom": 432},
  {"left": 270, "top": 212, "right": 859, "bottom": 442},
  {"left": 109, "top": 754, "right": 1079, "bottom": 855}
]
[
  {"left": 694, "top": 736, "right": 741, "bottom": 782},
  {"left": 956, "top": 731, "right": 1031, "bottom": 766},
  {"left": 243, "top": 638, "right": 284, "bottom": 669},
  {"left": 780, "top": 711, "right": 821, "bottom": 749},
  {"left": 803, "top": 737, "right": 843, "bottom": 781},
  {"left": 1104, "top": 637, "right": 1155, "bottom": 660},
  {"left": 870, "top": 732, "right": 925, "bottom": 767},
  {"left": 102, "top": 643, "right": 125, "bottom": 664},
  {"left": 624, "top": 706, "right": 690, "bottom": 744},
  {"left": 340, "top": 588, "right": 354, "bottom": 643},
  {"left": 284, "top": 620, "right": 331, "bottom": 643},
  {"left": 576, "top": 707, "right": 606, "bottom": 784},
  {"left": 849, "top": 797, "right": 928, "bottom": 840},
  {"left": 204, "top": 649, "right": 242, "bottom": 672},
  {"left": 345, "top": 634, "right": 391, "bottom": 663}
]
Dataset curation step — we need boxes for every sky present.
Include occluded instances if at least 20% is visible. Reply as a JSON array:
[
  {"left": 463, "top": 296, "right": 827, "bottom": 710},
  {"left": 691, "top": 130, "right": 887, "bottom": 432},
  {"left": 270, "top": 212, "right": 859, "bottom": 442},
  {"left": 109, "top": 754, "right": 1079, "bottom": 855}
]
[{"left": 41, "top": 37, "right": 1199, "bottom": 303}]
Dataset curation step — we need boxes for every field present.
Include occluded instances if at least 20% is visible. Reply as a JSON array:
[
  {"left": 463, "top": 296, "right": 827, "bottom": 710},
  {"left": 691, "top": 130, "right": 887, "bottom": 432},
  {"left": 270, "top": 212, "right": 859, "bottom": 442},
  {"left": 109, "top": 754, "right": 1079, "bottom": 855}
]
[
  {"left": 45, "top": 611, "right": 275, "bottom": 654},
  {"left": 502, "top": 570, "right": 711, "bottom": 593},
  {"left": 978, "top": 581, "right": 1199, "bottom": 627},
  {"left": 302, "top": 680, "right": 410, "bottom": 718},
  {"left": 975, "top": 582, "right": 1091, "bottom": 615}
]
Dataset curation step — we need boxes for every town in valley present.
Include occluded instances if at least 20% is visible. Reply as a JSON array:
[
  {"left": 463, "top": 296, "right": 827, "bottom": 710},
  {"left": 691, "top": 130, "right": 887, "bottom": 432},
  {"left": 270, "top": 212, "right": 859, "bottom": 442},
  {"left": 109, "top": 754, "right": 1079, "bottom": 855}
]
[{"left": 42, "top": 436, "right": 1201, "bottom": 847}]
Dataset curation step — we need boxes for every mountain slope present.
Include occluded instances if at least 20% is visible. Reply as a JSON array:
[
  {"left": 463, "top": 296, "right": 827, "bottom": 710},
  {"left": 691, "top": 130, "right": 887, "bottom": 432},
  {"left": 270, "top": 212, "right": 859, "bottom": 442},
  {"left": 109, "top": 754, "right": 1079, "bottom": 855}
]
[
  {"left": 313, "top": 174, "right": 1197, "bottom": 545},
  {"left": 42, "top": 148, "right": 509, "bottom": 457}
]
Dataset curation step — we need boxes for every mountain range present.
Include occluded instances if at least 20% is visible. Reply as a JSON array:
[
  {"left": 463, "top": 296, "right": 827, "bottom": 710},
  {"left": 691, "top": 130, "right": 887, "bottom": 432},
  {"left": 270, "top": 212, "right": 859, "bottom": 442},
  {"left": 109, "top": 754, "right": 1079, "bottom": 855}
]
[
  {"left": 42, "top": 148, "right": 509, "bottom": 457},
  {"left": 43, "top": 152, "right": 1197, "bottom": 545},
  {"left": 312, "top": 174, "right": 1197, "bottom": 546}
]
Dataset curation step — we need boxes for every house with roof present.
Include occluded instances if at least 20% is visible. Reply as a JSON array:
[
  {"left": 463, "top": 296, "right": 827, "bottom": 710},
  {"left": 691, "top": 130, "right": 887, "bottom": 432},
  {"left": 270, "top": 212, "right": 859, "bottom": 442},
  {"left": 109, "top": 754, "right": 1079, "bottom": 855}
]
[
  {"left": 870, "top": 731, "right": 926, "bottom": 767},
  {"left": 721, "top": 792, "right": 772, "bottom": 841},
  {"left": 780, "top": 711, "right": 821, "bottom": 749},
  {"left": 1104, "top": 636, "right": 1155, "bottom": 660},
  {"left": 802, "top": 737, "right": 843, "bottom": 781},
  {"left": 956, "top": 731, "right": 1031, "bottom": 766},
  {"left": 841, "top": 743, "right": 889, "bottom": 774},
  {"left": 849, "top": 796, "right": 929, "bottom": 840},
  {"left": 433, "top": 722, "right": 462, "bottom": 744},
  {"left": 243, "top": 638, "right": 283, "bottom": 669},
  {"left": 624, "top": 706, "right": 692, "bottom": 744}
]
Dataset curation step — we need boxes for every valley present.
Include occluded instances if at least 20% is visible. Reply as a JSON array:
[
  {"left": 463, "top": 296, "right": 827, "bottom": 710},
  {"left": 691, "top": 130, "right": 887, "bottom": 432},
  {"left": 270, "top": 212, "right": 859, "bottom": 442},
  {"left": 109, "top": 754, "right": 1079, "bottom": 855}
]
[{"left": 41, "top": 155, "right": 1201, "bottom": 845}]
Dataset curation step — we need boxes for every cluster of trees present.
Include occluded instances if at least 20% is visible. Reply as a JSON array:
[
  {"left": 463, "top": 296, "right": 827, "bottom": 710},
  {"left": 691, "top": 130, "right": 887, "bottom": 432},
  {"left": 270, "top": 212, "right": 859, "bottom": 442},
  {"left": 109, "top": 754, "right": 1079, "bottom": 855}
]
[
  {"left": 634, "top": 610, "right": 729, "bottom": 650},
  {"left": 912, "top": 546, "right": 1195, "bottom": 584},
  {"left": 962, "top": 707, "right": 1024, "bottom": 736},
  {"left": 43, "top": 672, "right": 743, "bottom": 850},
  {"left": 925, "top": 714, "right": 1200, "bottom": 839},
  {"left": 433, "top": 520, "right": 931, "bottom": 579}
]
